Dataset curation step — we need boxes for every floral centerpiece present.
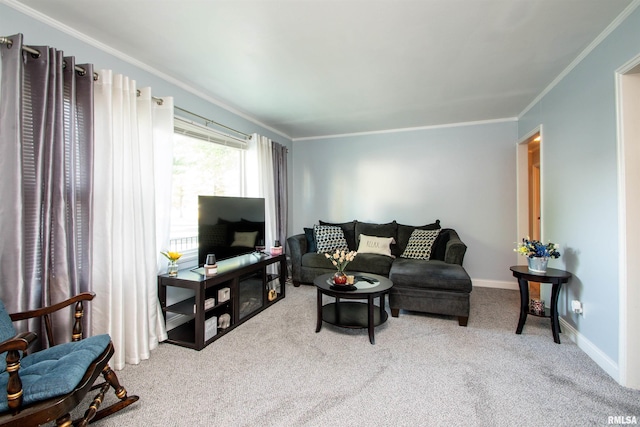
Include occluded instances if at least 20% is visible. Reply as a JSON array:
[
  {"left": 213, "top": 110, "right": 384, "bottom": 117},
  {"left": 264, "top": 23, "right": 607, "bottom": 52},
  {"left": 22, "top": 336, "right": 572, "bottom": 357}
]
[
  {"left": 324, "top": 249, "right": 358, "bottom": 284},
  {"left": 515, "top": 237, "right": 560, "bottom": 273},
  {"left": 161, "top": 251, "right": 182, "bottom": 276}
]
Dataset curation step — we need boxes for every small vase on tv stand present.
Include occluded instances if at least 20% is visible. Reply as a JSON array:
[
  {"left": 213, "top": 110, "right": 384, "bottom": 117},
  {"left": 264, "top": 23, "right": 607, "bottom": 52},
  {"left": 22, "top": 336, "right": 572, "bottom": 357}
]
[{"left": 167, "top": 260, "right": 179, "bottom": 276}]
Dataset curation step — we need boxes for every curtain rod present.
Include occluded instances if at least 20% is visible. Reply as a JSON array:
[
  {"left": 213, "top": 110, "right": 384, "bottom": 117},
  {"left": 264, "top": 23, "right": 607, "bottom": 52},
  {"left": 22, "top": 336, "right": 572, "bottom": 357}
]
[
  {"left": 173, "top": 105, "right": 251, "bottom": 139},
  {"left": 0, "top": 36, "right": 98, "bottom": 81},
  {"left": 2, "top": 36, "right": 252, "bottom": 141}
]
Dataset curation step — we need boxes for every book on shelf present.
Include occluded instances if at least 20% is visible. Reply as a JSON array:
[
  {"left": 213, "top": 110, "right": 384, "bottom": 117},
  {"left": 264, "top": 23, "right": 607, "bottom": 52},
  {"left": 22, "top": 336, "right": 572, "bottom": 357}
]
[
  {"left": 205, "top": 316, "right": 217, "bottom": 341},
  {"left": 194, "top": 297, "right": 216, "bottom": 313}
]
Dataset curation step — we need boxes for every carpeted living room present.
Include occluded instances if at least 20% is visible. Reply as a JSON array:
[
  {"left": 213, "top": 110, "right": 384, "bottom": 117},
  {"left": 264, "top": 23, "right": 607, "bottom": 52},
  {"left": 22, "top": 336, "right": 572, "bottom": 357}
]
[{"left": 1, "top": 1, "right": 640, "bottom": 426}]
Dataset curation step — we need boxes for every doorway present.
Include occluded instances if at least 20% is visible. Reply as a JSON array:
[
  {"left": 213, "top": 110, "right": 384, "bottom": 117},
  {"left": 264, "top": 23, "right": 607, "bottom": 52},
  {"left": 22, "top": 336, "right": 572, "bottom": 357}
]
[
  {"left": 527, "top": 135, "right": 541, "bottom": 299},
  {"left": 616, "top": 60, "right": 640, "bottom": 389}
]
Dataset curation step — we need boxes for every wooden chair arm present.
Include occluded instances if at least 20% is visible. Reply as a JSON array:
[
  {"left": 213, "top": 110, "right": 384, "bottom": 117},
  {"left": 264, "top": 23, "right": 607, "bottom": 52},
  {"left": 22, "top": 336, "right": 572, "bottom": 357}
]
[
  {"left": 8, "top": 292, "right": 95, "bottom": 347},
  {"left": 0, "top": 332, "right": 37, "bottom": 411},
  {"left": 0, "top": 332, "right": 38, "bottom": 353},
  {"left": 9, "top": 292, "right": 95, "bottom": 322}
]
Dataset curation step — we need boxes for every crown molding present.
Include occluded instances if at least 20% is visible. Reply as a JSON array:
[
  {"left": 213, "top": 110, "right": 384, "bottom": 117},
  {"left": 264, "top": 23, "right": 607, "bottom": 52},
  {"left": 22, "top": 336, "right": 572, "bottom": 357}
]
[
  {"left": 3, "top": 0, "right": 292, "bottom": 141},
  {"left": 518, "top": 0, "right": 640, "bottom": 120},
  {"left": 293, "top": 117, "right": 518, "bottom": 142}
]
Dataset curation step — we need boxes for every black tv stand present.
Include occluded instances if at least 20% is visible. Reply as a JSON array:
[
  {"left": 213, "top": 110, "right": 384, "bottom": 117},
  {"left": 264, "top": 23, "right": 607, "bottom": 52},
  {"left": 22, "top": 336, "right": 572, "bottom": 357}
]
[{"left": 158, "top": 253, "right": 286, "bottom": 350}]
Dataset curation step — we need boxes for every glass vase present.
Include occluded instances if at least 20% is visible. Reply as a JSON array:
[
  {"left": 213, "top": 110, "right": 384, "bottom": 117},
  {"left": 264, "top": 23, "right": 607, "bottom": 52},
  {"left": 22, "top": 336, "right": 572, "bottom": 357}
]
[
  {"left": 527, "top": 256, "right": 548, "bottom": 273},
  {"left": 168, "top": 260, "right": 179, "bottom": 276},
  {"left": 333, "top": 271, "right": 348, "bottom": 285}
]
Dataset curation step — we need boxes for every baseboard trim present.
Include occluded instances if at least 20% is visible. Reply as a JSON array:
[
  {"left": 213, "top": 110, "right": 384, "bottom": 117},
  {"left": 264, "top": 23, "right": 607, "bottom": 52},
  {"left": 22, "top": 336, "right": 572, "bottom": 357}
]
[
  {"left": 472, "top": 279, "right": 518, "bottom": 291},
  {"left": 559, "top": 318, "right": 620, "bottom": 382}
]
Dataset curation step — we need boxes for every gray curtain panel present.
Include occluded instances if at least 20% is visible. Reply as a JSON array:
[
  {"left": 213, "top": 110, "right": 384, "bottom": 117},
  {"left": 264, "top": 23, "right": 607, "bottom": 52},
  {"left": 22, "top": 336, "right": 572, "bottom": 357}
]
[
  {"left": 272, "top": 142, "right": 288, "bottom": 251},
  {"left": 0, "top": 33, "right": 94, "bottom": 346}
]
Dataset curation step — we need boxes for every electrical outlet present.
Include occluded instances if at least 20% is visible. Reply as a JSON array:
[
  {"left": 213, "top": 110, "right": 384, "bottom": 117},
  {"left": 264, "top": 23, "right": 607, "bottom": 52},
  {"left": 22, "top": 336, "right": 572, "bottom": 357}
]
[{"left": 571, "top": 300, "right": 583, "bottom": 314}]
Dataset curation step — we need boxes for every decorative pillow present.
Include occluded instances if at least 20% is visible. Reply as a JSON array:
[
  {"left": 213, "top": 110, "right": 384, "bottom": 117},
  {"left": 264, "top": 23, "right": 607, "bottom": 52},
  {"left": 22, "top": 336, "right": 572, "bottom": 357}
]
[
  {"left": 231, "top": 231, "right": 258, "bottom": 247},
  {"left": 396, "top": 220, "right": 441, "bottom": 256},
  {"left": 314, "top": 225, "right": 349, "bottom": 253},
  {"left": 400, "top": 229, "right": 441, "bottom": 260},
  {"left": 357, "top": 234, "right": 396, "bottom": 257},
  {"left": 304, "top": 227, "right": 317, "bottom": 253},
  {"left": 319, "top": 220, "right": 357, "bottom": 250},
  {"left": 355, "top": 221, "right": 398, "bottom": 240}
]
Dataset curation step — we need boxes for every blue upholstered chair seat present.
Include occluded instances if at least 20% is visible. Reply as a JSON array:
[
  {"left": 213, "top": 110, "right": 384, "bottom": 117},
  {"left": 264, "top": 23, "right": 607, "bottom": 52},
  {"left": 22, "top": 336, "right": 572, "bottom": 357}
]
[{"left": 0, "top": 334, "right": 110, "bottom": 412}]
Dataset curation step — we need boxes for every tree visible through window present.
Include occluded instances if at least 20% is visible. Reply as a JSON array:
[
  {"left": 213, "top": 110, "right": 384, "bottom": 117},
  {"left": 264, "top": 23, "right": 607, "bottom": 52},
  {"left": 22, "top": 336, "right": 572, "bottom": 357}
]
[{"left": 169, "top": 132, "right": 244, "bottom": 252}]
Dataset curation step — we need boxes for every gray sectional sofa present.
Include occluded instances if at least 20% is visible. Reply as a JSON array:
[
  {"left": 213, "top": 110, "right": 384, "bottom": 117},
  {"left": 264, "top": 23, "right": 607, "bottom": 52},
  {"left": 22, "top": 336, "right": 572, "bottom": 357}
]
[{"left": 286, "top": 220, "right": 473, "bottom": 326}]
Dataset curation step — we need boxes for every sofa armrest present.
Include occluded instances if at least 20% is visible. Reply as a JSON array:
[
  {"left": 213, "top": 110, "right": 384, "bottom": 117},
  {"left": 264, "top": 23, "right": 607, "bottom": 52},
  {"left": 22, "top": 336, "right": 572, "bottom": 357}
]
[
  {"left": 287, "top": 234, "right": 307, "bottom": 284},
  {"left": 444, "top": 229, "right": 467, "bottom": 265}
]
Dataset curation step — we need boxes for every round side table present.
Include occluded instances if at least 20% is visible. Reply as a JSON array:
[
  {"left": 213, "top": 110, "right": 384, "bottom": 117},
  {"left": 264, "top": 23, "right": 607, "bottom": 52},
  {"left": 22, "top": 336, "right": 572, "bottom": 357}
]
[{"left": 510, "top": 265, "right": 571, "bottom": 344}]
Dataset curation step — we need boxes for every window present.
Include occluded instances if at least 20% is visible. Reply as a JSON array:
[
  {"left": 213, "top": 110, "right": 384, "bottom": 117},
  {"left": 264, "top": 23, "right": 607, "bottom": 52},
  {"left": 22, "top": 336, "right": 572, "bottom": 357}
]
[{"left": 169, "top": 117, "right": 248, "bottom": 258}]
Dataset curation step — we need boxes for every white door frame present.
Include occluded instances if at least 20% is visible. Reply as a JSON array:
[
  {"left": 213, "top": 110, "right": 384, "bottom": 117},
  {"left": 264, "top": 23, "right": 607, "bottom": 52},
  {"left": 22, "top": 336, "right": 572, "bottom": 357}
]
[
  {"left": 516, "top": 126, "right": 543, "bottom": 257},
  {"left": 615, "top": 54, "right": 640, "bottom": 389}
]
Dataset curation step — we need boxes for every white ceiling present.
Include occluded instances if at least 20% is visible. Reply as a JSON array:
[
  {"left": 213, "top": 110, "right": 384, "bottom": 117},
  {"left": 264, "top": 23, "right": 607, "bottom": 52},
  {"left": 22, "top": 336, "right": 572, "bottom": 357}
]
[{"left": 9, "top": 0, "right": 636, "bottom": 139}]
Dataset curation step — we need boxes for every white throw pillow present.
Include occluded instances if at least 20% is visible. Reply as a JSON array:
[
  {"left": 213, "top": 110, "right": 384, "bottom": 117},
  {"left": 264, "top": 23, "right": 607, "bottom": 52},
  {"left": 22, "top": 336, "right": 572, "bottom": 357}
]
[
  {"left": 400, "top": 229, "right": 440, "bottom": 260},
  {"left": 357, "top": 234, "right": 395, "bottom": 257},
  {"left": 231, "top": 231, "right": 258, "bottom": 247}
]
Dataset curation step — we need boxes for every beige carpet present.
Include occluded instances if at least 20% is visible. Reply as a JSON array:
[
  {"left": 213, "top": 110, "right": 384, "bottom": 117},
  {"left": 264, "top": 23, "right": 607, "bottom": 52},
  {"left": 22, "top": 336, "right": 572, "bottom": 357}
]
[{"left": 68, "top": 282, "right": 640, "bottom": 427}]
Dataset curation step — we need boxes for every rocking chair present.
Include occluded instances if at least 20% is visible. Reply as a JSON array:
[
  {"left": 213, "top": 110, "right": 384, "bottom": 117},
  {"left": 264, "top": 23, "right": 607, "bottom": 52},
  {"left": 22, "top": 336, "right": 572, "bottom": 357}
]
[{"left": 0, "top": 292, "right": 138, "bottom": 426}]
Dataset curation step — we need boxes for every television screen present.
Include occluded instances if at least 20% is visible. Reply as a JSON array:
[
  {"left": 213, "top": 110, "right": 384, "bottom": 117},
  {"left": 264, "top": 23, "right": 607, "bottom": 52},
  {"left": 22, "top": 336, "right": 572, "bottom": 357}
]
[{"left": 198, "top": 196, "right": 265, "bottom": 265}]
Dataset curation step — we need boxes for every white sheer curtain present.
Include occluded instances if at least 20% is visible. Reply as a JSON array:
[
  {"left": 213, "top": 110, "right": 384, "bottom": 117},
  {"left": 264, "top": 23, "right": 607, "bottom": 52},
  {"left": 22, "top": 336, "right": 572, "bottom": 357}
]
[
  {"left": 92, "top": 70, "right": 172, "bottom": 370},
  {"left": 247, "top": 134, "right": 277, "bottom": 252}
]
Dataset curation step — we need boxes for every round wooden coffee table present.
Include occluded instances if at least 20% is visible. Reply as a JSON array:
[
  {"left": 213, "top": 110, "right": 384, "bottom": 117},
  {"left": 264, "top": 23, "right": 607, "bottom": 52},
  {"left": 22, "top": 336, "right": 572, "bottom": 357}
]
[{"left": 314, "top": 272, "right": 393, "bottom": 344}]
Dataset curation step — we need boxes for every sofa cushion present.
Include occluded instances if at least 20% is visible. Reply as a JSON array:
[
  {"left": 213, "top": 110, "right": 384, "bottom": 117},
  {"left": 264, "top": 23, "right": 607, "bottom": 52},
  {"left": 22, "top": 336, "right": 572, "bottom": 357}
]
[
  {"left": 303, "top": 227, "right": 317, "bottom": 253},
  {"left": 400, "top": 229, "right": 441, "bottom": 260},
  {"left": 346, "top": 253, "right": 394, "bottom": 276},
  {"left": 396, "top": 220, "right": 441, "bottom": 256},
  {"left": 357, "top": 234, "right": 395, "bottom": 257},
  {"left": 301, "top": 252, "right": 393, "bottom": 276},
  {"left": 301, "top": 252, "right": 333, "bottom": 269},
  {"left": 314, "top": 225, "right": 349, "bottom": 253},
  {"left": 430, "top": 228, "right": 452, "bottom": 261},
  {"left": 319, "top": 220, "right": 357, "bottom": 250},
  {"left": 389, "top": 259, "right": 471, "bottom": 292},
  {"left": 355, "top": 221, "right": 397, "bottom": 240}
]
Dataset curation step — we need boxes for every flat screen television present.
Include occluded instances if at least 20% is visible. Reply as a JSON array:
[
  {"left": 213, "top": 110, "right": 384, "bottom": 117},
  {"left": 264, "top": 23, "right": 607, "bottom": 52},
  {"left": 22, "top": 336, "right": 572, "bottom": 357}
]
[{"left": 198, "top": 196, "right": 265, "bottom": 265}]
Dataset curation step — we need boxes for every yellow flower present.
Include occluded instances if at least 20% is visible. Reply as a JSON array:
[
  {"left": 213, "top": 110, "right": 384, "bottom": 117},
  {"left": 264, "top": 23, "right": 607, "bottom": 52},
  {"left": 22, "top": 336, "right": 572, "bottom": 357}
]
[{"left": 161, "top": 251, "right": 182, "bottom": 261}]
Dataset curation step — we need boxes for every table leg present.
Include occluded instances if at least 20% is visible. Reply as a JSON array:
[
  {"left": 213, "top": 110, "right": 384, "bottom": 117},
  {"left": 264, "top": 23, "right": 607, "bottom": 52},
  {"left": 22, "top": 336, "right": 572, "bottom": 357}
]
[
  {"left": 516, "top": 277, "right": 529, "bottom": 335},
  {"left": 550, "top": 282, "right": 562, "bottom": 344},
  {"left": 368, "top": 295, "right": 375, "bottom": 344},
  {"left": 316, "top": 288, "right": 322, "bottom": 333},
  {"left": 379, "top": 294, "right": 386, "bottom": 318}
]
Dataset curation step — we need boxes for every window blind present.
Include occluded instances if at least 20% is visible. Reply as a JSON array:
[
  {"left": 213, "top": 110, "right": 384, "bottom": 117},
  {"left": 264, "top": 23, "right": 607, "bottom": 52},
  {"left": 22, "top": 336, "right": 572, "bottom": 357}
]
[{"left": 174, "top": 115, "right": 248, "bottom": 150}]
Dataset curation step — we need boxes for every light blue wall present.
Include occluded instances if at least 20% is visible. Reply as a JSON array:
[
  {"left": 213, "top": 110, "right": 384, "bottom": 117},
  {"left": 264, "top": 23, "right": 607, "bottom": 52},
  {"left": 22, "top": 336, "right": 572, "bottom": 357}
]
[
  {"left": 519, "top": 6, "right": 640, "bottom": 364},
  {"left": 292, "top": 121, "right": 519, "bottom": 283},
  {"left": 0, "top": 4, "right": 291, "bottom": 146}
]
